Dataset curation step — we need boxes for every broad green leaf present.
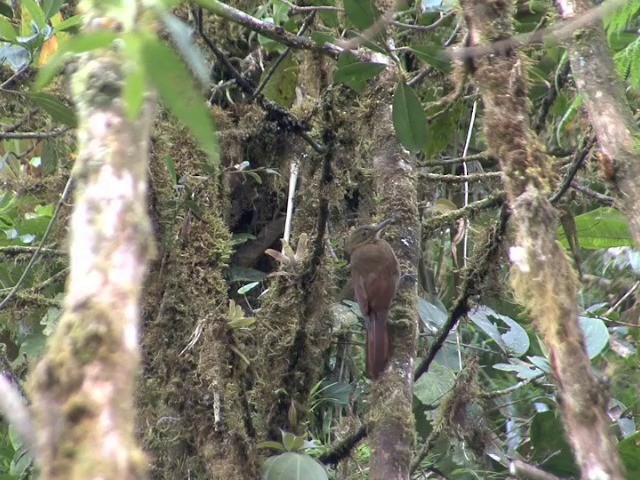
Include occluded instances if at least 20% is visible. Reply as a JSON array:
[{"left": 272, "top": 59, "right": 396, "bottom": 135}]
[
  {"left": 24, "top": 92, "right": 77, "bottom": 127},
  {"left": 392, "top": 82, "right": 427, "bottom": 153},
  {"left": 0, "top": 1, "right": 13, "bottom": 18},
  {"left": 228, "top": 316, "right": 256, "bottom": 329},
  {"left": 0, "top": 16, "right": 16, "bottom": 41},
  {"left": 42, "top": 0, "right": 64, "bottom": 20},
  {"left": 35, "top": 30, "right": 119, "bottom": 89},
  {"left": 344, "top": 0, "right": 380, "bottom": 31},
  {"left": 557, "top": 207, "right": 634, "bottom": 249},
  {"left": 469, "top": 305, "right": 529, "bottom": 356},
  {"left": 20, "top": 0, "right": 45, "bottom": 29},
  {"left": 417, "top": 297, "right": 446, "bottom": 331},
  {"left": 230, "top": 266, "right": 267, "bottom": 282},
  {"left": 413, "top": 361, "right": 455, "bottom": 406},
  {"left": 578, "top": 316, "right": 609, "bottom": 359},
  {"left": 141, "top": 37, "right": 219, "bottom": 164},
  {"left": 333, "top": 55, "right": 386, "bottom": 92},
  {"left": 619, "top": 431, "right": 640, "bottom": 477},
  {"left": 54, "top": 14, "right": 83, "bottom": 33},
  {"left": 530, "top": 411, "right": 578, "bottom": 477},
  {"left": 411, "top": 45, "right": 452, "bottom": 73},
  {"left": 263, "top": 452, "right": 327, "bottom": 480},
  {"left": 261, "top": 55, "right": 299, "bottom": 108}
]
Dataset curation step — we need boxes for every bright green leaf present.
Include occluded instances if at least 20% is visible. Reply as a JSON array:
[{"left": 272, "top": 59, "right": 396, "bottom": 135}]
[
  {"left": 42, "top": 0, "right": 64, "bottom": 20},
  {"left": 228, "top": 316, "right": 256, "bottom": 329},
  {"left": 54, "top": 14, "right": 83, "bottom": 33},
  {"left": 557, "top": 207, "right": 634, "bottom": 250},
  {"left": 141, "top": 37, "right": 219, "bottom": 164},
  {"left": 20, "top": 0, "right": 46, "bottom": 28},
  {"left": 258, "top": 441, "right": 286, "bottom": 452},
  {"left": 0, "top": 16, "right": 16, "bottom": 41},
  {"left": 24, "top": 92, "right": 77, "bottom": 127},
  {"left": 392, "top": 82, "right": 427, "bottom": 153}
]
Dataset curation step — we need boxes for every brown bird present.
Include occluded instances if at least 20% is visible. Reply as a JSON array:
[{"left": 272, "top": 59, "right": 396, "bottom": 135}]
[{"left": 348, "top": 219, "right": 400, "bottom": 380}]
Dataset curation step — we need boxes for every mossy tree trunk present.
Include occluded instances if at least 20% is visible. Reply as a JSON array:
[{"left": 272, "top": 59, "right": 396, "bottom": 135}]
[
  {"left": 461, "top": 0, "right": 624, "bottom": 478},
  {"left": 27, "top": 3, "right": 154, "bottom": 479}
]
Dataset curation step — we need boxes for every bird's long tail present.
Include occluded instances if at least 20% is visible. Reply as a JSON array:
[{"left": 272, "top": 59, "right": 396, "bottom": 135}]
[{"left": 366, "top": 310, "right": 389, "bottom": 380}]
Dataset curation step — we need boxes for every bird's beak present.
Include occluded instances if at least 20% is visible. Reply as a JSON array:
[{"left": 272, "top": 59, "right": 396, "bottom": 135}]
[{"left": 373, "top": 218, "right": 394, "bottom": 233}]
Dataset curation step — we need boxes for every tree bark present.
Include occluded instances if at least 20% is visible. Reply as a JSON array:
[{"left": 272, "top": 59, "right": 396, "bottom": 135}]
[
  {"left": 28, "top": 5, "right": 154, "bottom": 478},
  {"left": 460, "top": 0, "right": 624, "bottom": 478},
  {"left": 555, "top": 0, "right": 640, "bottom": 247}
]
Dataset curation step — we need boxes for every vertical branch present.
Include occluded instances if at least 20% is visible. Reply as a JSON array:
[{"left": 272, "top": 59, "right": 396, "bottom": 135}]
[
  {"left": 555, "top": 0, "right": 640, "bottom": 247},
  {"left": 364, "top": 74, "right": 420, "bottom": 480},
  {"left": 460, "top": 0, "right": 624, "bottom": 478},
  {"left": 28, "top": 2, "right": 154, "bottom": 479}
]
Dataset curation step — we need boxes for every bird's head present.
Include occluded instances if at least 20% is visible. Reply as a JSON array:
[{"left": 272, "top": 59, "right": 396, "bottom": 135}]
[{"left": 347, "top": 218, "right": 393, "bottom": 254}]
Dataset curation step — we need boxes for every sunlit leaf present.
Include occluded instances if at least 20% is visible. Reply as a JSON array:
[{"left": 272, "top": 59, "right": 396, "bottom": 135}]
[
  {"left": 557, "top": 207, "right": 634, "bottom": 250},
  {"left": 344, "top": 0, "right": 380, "bottom": 31}
]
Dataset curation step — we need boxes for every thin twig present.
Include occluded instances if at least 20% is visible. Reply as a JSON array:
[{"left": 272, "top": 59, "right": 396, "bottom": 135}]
[
  {"left": 510, "top": 460, "right": 565, "bottom": 480},
  {"left": 479, "top": 373, "right": 545, "bottom": 399},
  {"left": 604, "top": 281, "right": 640, "bottom": 317},
  {"left": 418, "top": 171, "right": 501, "bottom": 183},
  {"left": 422, "top": 192, "right": 505, "bottom": 232},
  {"left": 280, "top": 0, "right": 343, "bottom": 14},
  {"left": 570, "top": 181, "right": 617, "bottom": 206},
  {"left": 549, "top": 137, "right": 594, "bottom": 204},
  {"left": 0, "top": 246, "right": 66, "bottom": 256},
  {"left": 0, "top": 176, "right": 73, "bottom": 311},
  {"left": 0, "top": 127, "right": 71, "bottom": 140},
  {"left": 390, "top": 11, "right": 454, "bottom": 31}
]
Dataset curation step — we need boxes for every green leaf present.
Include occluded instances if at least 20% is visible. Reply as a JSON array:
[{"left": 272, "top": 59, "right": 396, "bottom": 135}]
[
  {"left": 122, "top": 34, "right": 146, "bottom": 120},
  {"left": 258, "top": 441, "right": 286, "bottom": 452},
  {"left": 230, "top": 266, "right": 267, "bottom": 282},
  {"left": 530, "top": 411, "right": 578, "bottom": 477},
  {"left": 281, "top": 431, "right": 304, "bottom": 452},
  {"left": 228, "top": 316, "right": 256, "bottom": 329},
  {"left": 344, "top": 0, "right": 380, "bottom": 31},
  {"left": 413, "top": 361, "right": 455, "bottom": 406},
  {"left": 333, "top": 55, "right": 386, "bottom": 92},
  {"left": 162, "top": 156, "right": 177, "bottom": 184},
  {"left": 42, "top": 0, "right": 64, "bottom": 20},
  {"left": 141, "top": 37, "right": 219, "bottom": 164},
  {"left": 262, "top": 452, "right": 327, "bottom": 480},
  {"left": 392, "top": 82, "right": 427, "bottom": 153},
  {"left": 35, "top": 31, "right": 119, "bottom": 89},
  {"left": 0, "top": 1, "right": 13, "bottom": 18},
  {"left": 0, "top": 16, "right": 16, "bottom": 41},
  {"left": 578, "top": 316, "right": 609, "bottom": 359},
  {"left": 411, "top": 45, "right": 452, "bottom": 73},
  {"left": 261, "top": 55, "right": 299, "bottom": 108},
  {"left": 237, "top": 281, "right": 260, "bottom": 294},
  {"left": 557, "top": 207, "right": 634, "bottom": 250},
  {"left": 54, "top": 14, "right": 83, "bottom": 33},
  {"left": 469, "top": 305, "right": 530, "bottom": 357},
  {"left": 24, "top": 92, "right": 77, "bottom": 127},
  {"left": 20, "top": 0, "right": 45, "bottom": 28},
  {"left": 619, "top": 431, "right": 640, "bottom": 477}
]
